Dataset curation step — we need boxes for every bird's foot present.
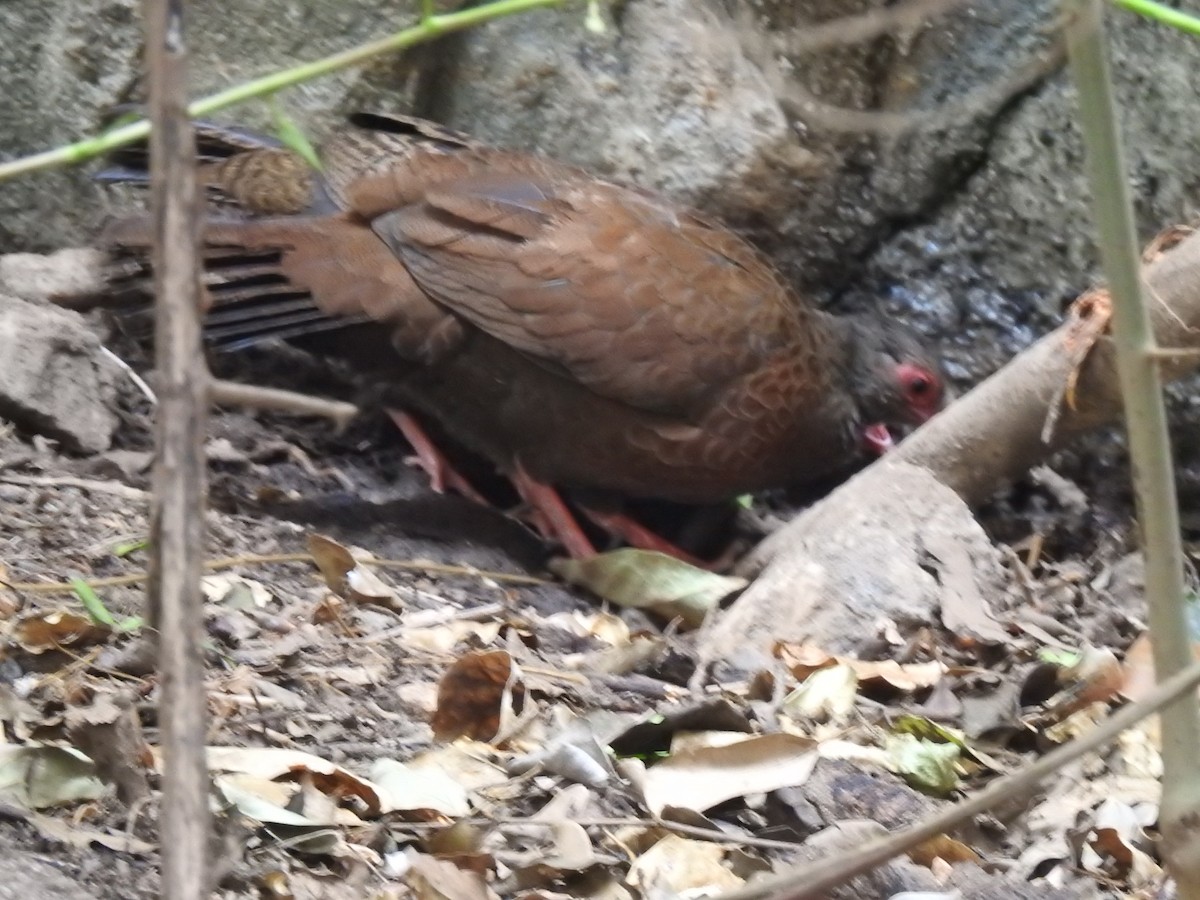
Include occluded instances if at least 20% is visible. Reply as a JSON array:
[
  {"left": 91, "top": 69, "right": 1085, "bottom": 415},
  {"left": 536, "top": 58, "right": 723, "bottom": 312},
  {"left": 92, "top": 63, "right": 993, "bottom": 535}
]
[
  {"left": 510, "top": 468, "right": 724, "bottom": 567},
  {"left": 384, "top": 421, "right": 724, "bottom": 566},
  {"left": 386, "top": 408, "right": 488, "bottom": 504},
  {"left": 577, "top": 506, "right": 715, "bottom": 569},
  {"left": 509, "top": 466, "right": 597, "bottom": 559}
]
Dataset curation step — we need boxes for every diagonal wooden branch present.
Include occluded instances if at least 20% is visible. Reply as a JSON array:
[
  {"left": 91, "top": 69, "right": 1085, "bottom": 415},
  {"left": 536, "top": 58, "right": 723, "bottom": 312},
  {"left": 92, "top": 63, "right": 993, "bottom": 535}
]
[
  {"left": 700, "top": 227, "right": 1200, "bottom": 900},
  {"left": 714, "top": 228, "right": 1200, "bottom": 664},
  {"left": 890, "top": 227, "right": 1200, "bottom": 504}
]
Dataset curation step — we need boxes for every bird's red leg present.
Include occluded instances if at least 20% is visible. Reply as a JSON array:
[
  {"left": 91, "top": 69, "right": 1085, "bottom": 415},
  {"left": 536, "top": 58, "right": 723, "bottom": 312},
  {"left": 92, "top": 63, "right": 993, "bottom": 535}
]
[
  {"left": 509, "top": 466, "right": 597, "bottom": 560},
  {"left": 385, "top": 408, "right": 488, "bottom": 504},
  {"left": 382, "top": 419, "right": 713, "bottom": 564},
  {"left": 577, "top": 506, "right": 714, "bottom": 569}
]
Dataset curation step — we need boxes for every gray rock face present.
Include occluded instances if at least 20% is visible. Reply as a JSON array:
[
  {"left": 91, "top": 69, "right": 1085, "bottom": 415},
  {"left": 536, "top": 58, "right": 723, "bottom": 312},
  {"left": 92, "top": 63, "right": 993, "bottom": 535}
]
[
  {"left": 421, "top": 1, "right": 805, "bottom": 219},
  {"left": 0, "top": 293, "right": 119, "bottom": 453},
  {"left": 0, "top": 249, "right": 107, "bottom": 304},
  {"left": 703, "top": 462, "right": 1011, "bottom": 668},
  {"left": 0, "top": 0, "right": 141, "bottom": 252},
  {"left": 847, "top": 4, "right": 1200, "bottom": 387},
  {"left": 0, "top": 0, "right": 400, "bottom": 251}
]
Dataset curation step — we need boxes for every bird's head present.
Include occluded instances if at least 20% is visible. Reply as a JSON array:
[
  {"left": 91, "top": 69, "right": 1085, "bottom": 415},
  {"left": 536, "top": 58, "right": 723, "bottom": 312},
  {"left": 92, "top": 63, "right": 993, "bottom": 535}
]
[{"left": 842, "top": 317, "right": 946, "bottom": 456}]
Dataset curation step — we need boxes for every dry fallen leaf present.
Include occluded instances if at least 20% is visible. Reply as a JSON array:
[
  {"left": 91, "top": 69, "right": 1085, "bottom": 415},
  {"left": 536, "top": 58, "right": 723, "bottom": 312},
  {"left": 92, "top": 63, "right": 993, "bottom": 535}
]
[
  {"left": 370, "top": 758, "right": 470, "bottom": 818},
  {"left": 1047, "top": 645, "right": 1125, "bottom": 719},
  {"left": 775, "top": 641, "right": 945, "bottom": 691},
  {"left": 640, "top": 732, "right": 818, "bottom": 816},
  {"left": 1013, "top": 757, "right": 1109, "bottom": 882},
  {"left": 498, "top": 813, "right": 604, "bottom": 890},
  {"left": 307, "top": 532, "right": 400, "bottom": 608},
  {"left": 11, "top": 610, "right": 111, "bottom": 654},
  {"left": 400, "top": 621, "right": 503, "bottom": 654},
  {"left": 571, "top": 632, "right": 666, "bottom": 676},
  {"left": 542, "top": 610, "right": 631, "bottom": 646},
  {"left": 909, "top": 833, "right": 981, "bottom": 868},
  {"left": 782, "top": 662, "right": 858, "bottom": 721},
  {"left": 405, "top": 848, "right": 500, "bottom": 900},
  {"left": 216, "top": 772, "right": 366, "bottom": 827},
  {"left": 0, "top": 744, "right": 105, "bottom": 809},
  {"left": 1082, "top": 795, "right": 1162, "bottom": 890},
  {"left": 395, "top": 745, "right": 511, "bottom": 804},
  {"left": 921, "top": 529, "right": 1010, "bottom": 644},
  {"left": 26, "top": 810, "right": 155, "bottom": 855},
  {"left": 167, "top": 745, "right": 383, "bottom": 817},
  {"left": 431, "top": 650, "right": 525, "bottom": 743},
  {"left": 202, "top": 573, "right": 273, "bottom": 609},
  {"left": 64, "top": 691, "right": 150, "bottom": 805},
  {"left": 625, "top": 834, "right": 742, "bottom": 895}
]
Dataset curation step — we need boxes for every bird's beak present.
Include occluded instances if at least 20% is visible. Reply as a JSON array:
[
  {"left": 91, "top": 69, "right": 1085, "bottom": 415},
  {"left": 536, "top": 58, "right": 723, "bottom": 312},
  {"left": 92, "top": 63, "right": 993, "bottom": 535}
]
[{"left": 862, "top": 423, "right": 895, "bottom": 456}]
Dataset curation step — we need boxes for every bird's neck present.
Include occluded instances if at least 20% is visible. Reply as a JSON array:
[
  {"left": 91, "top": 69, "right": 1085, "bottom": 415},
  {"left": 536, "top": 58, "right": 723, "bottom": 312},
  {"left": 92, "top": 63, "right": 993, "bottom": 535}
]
[{"left": 820, "top": 312, "right": 875, "bottom": 444}]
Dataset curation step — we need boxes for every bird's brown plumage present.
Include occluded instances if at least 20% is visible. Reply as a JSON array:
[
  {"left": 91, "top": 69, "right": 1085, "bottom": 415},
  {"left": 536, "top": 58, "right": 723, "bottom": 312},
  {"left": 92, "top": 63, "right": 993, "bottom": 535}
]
[{"left": 101, "top": 112, "right": 943, "bottom": 504}]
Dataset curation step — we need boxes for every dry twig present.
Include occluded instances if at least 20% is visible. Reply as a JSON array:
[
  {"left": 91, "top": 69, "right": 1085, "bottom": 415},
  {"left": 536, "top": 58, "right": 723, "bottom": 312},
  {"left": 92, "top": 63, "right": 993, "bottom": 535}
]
[{"left": 142, "top": 0, "right": 210, "bottom": 893}]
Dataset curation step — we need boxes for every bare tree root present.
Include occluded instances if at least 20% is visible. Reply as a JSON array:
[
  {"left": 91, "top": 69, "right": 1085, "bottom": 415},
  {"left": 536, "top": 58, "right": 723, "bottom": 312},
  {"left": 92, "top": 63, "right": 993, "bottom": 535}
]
[{"left": 701, "top": 229, "right": 1200, "bottom": 673}]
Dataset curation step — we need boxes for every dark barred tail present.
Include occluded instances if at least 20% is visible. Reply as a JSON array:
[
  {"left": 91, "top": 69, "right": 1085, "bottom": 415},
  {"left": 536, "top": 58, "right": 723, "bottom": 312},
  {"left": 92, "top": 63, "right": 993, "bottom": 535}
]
[
  {"left": 92, "top": 111, "right": 461, "bottom": 358},
  {"left": 100, "top": 213, "right": 366, "bottom": 352},
  {"left": 94, "top": 118, "right": 352, "bottom": 351}
]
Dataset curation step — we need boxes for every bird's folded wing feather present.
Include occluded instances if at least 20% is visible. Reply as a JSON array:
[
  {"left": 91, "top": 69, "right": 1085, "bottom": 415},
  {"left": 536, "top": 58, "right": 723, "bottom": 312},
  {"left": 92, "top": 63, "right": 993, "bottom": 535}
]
[{"left": 362, "top": 161, "right": 802, "bottom": 418}]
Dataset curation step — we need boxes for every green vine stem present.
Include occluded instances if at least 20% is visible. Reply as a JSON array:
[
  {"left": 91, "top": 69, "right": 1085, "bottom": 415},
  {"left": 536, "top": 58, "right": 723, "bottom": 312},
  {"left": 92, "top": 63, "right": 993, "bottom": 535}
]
[
  {"left": 0, "top": 0, "right": 563, "bottom": 183},
  {"left": 1065, "top": 0, "right": 1200, "bottom": 893},
  {"left": 1112, "top": 0, "right": 1200, "bottom": 36}
]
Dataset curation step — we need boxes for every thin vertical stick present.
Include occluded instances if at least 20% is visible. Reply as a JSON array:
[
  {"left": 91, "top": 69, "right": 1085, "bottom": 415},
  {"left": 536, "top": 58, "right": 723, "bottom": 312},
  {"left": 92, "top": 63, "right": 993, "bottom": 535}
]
[
  {"left": 1063, "top": 0, "right": 1200, "bottom": 893},
  {"left": 144, "top": 0, "right": 210, "bottom": 896}
]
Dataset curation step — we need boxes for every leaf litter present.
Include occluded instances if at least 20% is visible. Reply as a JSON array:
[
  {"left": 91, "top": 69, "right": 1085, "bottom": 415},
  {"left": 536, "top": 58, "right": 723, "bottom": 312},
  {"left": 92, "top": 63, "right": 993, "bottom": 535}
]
[{"left": 0, "top": 411, "right": 1183, "bottom": 899}]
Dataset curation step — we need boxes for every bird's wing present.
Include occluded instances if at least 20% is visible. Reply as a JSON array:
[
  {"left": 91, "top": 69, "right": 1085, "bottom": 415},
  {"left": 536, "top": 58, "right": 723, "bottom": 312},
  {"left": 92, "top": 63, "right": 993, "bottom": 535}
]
[
  {"left": 103, "top": 112, "right": 814, "bottom": 415},
  {"left": 357, "top": 157, "right": 806, "bottom": 417}
]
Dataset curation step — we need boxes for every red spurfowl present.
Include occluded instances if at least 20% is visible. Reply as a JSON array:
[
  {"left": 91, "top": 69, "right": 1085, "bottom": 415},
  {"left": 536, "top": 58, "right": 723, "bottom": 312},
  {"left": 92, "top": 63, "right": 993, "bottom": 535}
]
[{"left": 99, "top": 112, "right": 944, "bottom": 558}]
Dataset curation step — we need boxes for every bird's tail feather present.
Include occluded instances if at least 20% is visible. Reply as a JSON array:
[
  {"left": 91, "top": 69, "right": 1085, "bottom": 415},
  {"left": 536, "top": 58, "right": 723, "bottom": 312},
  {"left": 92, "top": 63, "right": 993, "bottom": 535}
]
[{"left": 101, "top": 214, "right": 367, "bottom": 351}]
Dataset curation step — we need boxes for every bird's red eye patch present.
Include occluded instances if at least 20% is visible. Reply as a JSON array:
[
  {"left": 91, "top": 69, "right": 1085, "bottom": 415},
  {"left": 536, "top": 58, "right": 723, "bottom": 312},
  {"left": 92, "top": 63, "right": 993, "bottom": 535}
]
[{"left": 897, "top": 363, "right": 942, "bottom": 421}]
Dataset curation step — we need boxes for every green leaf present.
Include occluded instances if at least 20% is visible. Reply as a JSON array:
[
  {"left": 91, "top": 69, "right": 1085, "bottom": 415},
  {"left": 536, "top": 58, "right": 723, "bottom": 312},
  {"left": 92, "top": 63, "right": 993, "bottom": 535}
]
[
  {"left": 113, "top": 538, "right": 148, "bottom": 558},
  {"left": 551, "top": 549, "right": 746, "bottom": 629},
  {"left": 886, "top": 733, "right": 961, "bottom": 796},
  {"left": 69, "top": 579, "right": 143, "bottom": 633},
  {"left": 893, "top": 713, "right": 967, "bottom": 747},
  {"left": 268, "top": 97, "right": 322, "bottom": 171},
  {"left": 71, "top": 579, "right": 116, "bottom": 628},
  {"left": 1038, "top": 646, "right": 1081, "bottom": 667},
  {"left": 893, "top": 713, "right": 1002, "bottom": 769}
]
